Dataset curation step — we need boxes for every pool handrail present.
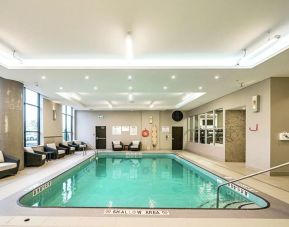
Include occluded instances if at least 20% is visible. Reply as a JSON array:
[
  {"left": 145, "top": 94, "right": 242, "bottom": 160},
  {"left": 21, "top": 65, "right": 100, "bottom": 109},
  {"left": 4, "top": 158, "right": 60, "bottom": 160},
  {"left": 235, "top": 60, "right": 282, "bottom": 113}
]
[{"left": 216, "top": 161, "right": 289, "bottom": 208}]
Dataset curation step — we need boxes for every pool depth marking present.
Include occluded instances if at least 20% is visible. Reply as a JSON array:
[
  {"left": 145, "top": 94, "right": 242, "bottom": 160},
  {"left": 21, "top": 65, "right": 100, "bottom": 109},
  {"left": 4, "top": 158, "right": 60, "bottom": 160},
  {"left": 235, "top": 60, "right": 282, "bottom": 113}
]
[
  {"left": 32, "top": 181, "right": 52, "bottom": 196},
  {"left": 104, "top": 209, "right": 170, "bottom": 216}
]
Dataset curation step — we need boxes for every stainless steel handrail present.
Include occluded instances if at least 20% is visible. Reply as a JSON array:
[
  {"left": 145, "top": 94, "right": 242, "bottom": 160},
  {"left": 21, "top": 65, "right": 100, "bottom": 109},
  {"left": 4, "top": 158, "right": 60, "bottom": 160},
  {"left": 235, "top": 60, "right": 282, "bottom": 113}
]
[{"left": 216, "top": 162, "right": 289, "bottom": 208}]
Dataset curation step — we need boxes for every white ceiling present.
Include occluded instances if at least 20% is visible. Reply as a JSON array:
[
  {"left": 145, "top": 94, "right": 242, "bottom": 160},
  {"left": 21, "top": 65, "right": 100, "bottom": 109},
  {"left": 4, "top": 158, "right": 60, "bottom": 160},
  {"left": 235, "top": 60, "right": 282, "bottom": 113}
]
[{"left": 0, "top": 0, "right": 289, "bottom": 110}]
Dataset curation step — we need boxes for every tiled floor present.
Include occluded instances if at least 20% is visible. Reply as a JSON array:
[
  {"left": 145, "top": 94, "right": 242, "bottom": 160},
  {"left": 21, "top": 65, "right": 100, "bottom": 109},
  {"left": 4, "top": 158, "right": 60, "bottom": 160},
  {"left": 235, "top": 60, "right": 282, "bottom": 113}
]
[{"left": 0, "top": 150, "right": 289, "bottom": 227}]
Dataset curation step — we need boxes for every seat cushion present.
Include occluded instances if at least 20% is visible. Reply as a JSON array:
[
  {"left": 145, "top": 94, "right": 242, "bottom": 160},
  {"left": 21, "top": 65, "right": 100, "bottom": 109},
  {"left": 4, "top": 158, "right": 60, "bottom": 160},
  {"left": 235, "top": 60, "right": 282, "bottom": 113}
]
[
  {"left": 79, "top": 144, "right": 86, "bottom": 148},
  {"left": 131, "top": 145, "right": 139, "bottom": 149},
  {"left": 70, "top": 147, "right": 75, "bottom": 151},
  {"left": 42, "top": 155, "right": 46, "bottom": 160},
  {"left": 0, "top": 151, "right": 4, "bottom": 163},
  {"left": 114, "top": 145, "right": 122, "bottom": 148},
  {"left": 74, "top": 140, "right": 81, "bottom": 145},
  {"left": 112, "top": 140, "right": 120, "bottom": 145},
  {"left": 132, "top": 140, "right": 140, "bottom": 146},
  {"left": 24, "top": 147, "right": 34, "bottom": 153},
  {"left": 58, "top": 150, "right": 65, "bottom": 155},
  {"left": 47, "top": 143, "right": 57, "bottom": 150},
  {"left": 0, "top": 162, "right": 17, "bottom": 171}
]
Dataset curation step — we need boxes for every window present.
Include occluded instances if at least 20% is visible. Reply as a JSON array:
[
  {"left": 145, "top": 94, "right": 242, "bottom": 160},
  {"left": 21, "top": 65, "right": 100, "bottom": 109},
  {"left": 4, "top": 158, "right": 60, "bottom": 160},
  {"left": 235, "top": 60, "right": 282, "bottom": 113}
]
[
  {"left": 62, "top": 105, "right": 74, "bottom": 141},
  {"left": 24, "top": 88, "right": 40, "bottom": 147},
  {"left": 214, "top": 109, "right": 224, "bottom": 145},
  {"left": 192, "top": 108, "right": 224, "bottom": 146}
]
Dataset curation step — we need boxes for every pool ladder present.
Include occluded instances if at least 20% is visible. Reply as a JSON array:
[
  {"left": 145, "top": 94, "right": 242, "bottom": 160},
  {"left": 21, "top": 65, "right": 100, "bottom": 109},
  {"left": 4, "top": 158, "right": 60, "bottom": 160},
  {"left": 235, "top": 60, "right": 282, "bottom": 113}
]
[{"left": 216, "top": 161, "right": 289, "bottom": 208}]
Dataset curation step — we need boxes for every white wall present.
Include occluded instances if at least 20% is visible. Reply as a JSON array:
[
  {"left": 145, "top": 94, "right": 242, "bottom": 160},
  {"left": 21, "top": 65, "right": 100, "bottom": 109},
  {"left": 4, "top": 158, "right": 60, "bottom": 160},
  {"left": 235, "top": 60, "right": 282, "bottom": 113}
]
[
  {"left": 186, "top": 79, "right": 271, "bottom": 171},
  {"left": 75, "top": 110, "right": 188, "bottom": 150}
]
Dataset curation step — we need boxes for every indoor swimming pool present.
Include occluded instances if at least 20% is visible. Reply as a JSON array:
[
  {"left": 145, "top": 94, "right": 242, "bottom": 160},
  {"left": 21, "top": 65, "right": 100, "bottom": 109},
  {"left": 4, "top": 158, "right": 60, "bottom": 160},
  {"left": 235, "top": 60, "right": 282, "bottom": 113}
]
[{"left": 19, "top": 153, "right": 269, "bottom": 209}]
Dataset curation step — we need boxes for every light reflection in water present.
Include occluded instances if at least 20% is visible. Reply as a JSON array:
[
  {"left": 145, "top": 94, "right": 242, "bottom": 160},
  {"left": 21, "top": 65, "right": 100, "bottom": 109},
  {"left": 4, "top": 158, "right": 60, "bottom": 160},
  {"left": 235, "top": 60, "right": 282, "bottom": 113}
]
[{"left": 62, "top": 178, "right": 72, "bottom": 203}]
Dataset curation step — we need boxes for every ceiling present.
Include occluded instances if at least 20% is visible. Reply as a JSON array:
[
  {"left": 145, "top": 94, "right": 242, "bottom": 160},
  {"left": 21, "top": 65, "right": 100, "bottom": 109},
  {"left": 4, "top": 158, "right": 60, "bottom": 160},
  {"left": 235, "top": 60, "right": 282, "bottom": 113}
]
[{"left": 0, "top": 0, "right": 289, "bottom": 110}]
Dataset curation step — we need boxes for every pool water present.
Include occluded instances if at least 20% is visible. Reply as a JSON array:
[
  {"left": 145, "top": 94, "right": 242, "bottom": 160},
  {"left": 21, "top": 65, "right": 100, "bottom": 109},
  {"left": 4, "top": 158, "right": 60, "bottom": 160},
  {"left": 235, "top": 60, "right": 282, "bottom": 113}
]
[{"left": 19, "top": 153, "right": 268, "bottom": 209}]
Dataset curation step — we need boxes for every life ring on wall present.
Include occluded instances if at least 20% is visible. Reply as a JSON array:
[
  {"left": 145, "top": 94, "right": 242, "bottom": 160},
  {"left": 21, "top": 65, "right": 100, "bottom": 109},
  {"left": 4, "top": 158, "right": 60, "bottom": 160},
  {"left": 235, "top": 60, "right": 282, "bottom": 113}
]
[{"left": 142, "top": 129, "right": 150, "bottom": 137}]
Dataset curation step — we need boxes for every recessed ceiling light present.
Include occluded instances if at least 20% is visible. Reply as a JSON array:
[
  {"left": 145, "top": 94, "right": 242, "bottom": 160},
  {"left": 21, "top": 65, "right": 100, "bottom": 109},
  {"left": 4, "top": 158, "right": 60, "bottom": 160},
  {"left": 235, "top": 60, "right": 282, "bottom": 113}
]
[
  {"left": 198, "top": 86, "right": 203, "bottom": 90},
  {"left": 128, "top": 86, "right": 133, "bottom": 91},
  {"left": 41, "top": 76, "right": 46, "bottom": 80},
  {"left": 214, "top": 75, "right": 220, "bottom": 79},
  {"left": 125, "top": 32, "right": 133, "bottom": 62},
  {"left": 59, "top": 86, "right": 63, "bottom": 90},
  {"left": 85, "top": 75, "right": 89, "bottom": 80},
  {"left": 93, "top": 86, "right": 98, "bottom": 90},
  {"left": 163, "top": 86, "right": 168, "bottom": 90},
  {"left": 171, "top": 75, "right": 176, "bottom": 79},
  {"left": 128, "top": 75, "right": 132, "bottom": 80}
]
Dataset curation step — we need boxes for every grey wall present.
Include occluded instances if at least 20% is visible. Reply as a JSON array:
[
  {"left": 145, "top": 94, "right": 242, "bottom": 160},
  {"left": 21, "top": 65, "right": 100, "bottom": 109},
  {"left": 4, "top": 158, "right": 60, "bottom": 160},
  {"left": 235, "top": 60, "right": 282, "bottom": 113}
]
[
  {"left": 43, "top": 99, "right": 63, "bottom": 144},
  {"left": 187, "top": 77, "right": 289, "bottom": 175},
  {"left": 187, "top": 78, "right": 271, "bottom": 171},
  {"left": 75, "top": 110, "right": 188, "bottom": 150},
  {"left": 0, "top": 77, "right": 24, "bottom": 170},
  {"left": 270, "top": 77, "right": 289, "bottom": 175}
]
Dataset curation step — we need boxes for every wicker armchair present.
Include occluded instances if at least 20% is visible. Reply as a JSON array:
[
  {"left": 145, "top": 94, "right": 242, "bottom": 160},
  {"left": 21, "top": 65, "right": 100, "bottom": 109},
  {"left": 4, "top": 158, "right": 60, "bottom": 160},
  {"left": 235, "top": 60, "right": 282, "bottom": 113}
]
[
  {"left": 73, "top": 140, "right": 87, "bottom": 151},
  {"left": 0, "top": 151, "right": 20, "bottom": 179},
  {"left": 44, "top": 143, "right": 66, "bottom": 159},
  {"left": 24, "top": 147, "right": 46, "bottom": 167},
  {"left": 112, "top": 141, "right": 124, "bottom": 151},
  {"left": 59, "top": 141, "right": 76, "bottom": 154},
  {"left": 128, "top": 141, "right": 141, "bottom": 151}
]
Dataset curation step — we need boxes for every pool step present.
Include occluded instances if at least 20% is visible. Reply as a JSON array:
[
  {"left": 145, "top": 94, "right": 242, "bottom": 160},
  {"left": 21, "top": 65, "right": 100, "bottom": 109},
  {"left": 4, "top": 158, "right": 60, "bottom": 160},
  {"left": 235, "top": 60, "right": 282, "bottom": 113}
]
[
  {"left": 238, "top": 203, "right": 259, "bottom": 209},
  {"left": 198, "top": 199, "right": 258, "bottom": 209},
  {"left": 223, "top": 201, "right": 247, "bottom": 209}
]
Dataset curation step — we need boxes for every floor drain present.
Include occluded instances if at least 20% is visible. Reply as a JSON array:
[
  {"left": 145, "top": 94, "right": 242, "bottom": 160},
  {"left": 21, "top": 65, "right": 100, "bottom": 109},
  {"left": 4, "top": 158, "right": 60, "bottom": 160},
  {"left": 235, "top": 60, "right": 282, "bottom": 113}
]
[{"left": 24, "top": 218, "right": 30, "bottom": 222}]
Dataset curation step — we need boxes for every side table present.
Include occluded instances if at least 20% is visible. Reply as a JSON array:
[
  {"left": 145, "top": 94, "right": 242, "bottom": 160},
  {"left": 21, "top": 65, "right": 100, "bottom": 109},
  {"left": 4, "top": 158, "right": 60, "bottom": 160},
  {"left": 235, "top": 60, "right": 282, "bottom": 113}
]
[
  {"left": 124, "top": 145, "right": 129, "bottom": 151},
  {"left": 45, "top": 151, "right": 54, "bottom": 162}
]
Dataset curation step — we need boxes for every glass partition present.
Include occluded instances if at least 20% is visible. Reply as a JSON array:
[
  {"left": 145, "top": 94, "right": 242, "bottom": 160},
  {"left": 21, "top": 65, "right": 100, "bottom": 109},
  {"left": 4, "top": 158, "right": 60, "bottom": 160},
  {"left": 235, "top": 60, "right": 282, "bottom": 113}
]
[
  {"left": 194, "top": 115, "right": 199, "bottom": 143},
  {"left": 206, "top": 111, "right": 214, "bottom": 144},
  {"left": 189, "top": 117, "right": 194, "bottom": 142},
  {"left": 199, "top": 114, "right": 206, "bottom": 144},
  {"left": 192, "top": 108, "right": 224, "bottom": 146},
  {"left": 214, "top": 108, "right": 223, "bottom": 145}
]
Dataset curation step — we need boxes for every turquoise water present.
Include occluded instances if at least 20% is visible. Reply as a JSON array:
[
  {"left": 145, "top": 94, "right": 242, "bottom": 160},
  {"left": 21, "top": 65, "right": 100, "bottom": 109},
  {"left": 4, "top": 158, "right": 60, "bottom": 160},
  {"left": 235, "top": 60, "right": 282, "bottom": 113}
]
[{"left": 19, "top": 153, "right": 268, "bottom": 209}]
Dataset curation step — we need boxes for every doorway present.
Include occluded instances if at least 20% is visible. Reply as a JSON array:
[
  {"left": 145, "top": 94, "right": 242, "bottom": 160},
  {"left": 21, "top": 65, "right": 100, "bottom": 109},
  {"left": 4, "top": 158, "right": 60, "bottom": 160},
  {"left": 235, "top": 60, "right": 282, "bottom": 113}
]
[
  {"left": 172, "top": 126, "right": 183, "bottom": 150},
  {"left": 95, "top": 126, "right": 106, "bottom": 149},
  {"left": 225, "top": 109, "right": 246, "bottom": 162}
]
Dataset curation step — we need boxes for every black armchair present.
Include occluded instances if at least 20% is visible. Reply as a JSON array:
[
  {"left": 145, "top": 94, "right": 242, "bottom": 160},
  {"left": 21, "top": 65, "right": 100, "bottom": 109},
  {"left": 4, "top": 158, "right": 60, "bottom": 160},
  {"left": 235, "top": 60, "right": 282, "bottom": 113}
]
[
  {"left": 128, "top": 141, "right": 142, "bottom": 151},
  {"left": 112, "top": 141, "right": 124, "bottom": 151},
  {"left": 44, "top": 143, "right": 66, "bottom": 159},
  {"left": 0, "top": 151, "right": 20, "bottom": 179},
  {"left": 24, "top": 147, "right": 46, "bottom": 167},
  {"left": 59, "top": 141, "right": 76, "bottom": 154},
  {"left": 73, "top": 140, "right": 87, "bottom": 151}
]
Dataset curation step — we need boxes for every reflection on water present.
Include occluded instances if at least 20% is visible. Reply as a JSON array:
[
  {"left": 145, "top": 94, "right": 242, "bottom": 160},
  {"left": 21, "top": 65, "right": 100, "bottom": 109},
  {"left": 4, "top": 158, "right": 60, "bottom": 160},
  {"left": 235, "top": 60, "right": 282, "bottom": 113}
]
[{"left": 23, "top": 156, "right": 253, "bottom": 208}]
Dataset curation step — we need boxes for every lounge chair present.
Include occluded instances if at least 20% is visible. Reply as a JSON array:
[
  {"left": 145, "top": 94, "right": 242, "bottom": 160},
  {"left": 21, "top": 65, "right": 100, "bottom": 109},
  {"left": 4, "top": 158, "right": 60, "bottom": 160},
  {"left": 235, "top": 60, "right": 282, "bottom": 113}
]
[
  {"left": 0, "top": 151, "right": 20, "bottom": 178},
  {"left": 24, "top": 147, "right": 46, "bottom": 166},
  {"left": 44, "top": 143, "right": 66, "bottom": 159},
  {"left": 129, "top": 140, "right": 141, "bottom": 151},
  {"left": 73, "top": 140, "right": 87, "bottom": 151},
  {"left": 59, "top": 141, "right": 76, "bottom": 154},
  {"left": 112, "top": 141, "right": 124, "bottom": 151}
]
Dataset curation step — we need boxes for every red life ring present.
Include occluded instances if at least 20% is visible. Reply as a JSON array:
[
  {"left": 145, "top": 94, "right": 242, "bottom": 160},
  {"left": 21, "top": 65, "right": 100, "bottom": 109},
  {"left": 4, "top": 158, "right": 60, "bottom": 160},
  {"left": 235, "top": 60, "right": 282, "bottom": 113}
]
[{"left": 142, "top": 129, "right": 149, "bottom": 137}]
